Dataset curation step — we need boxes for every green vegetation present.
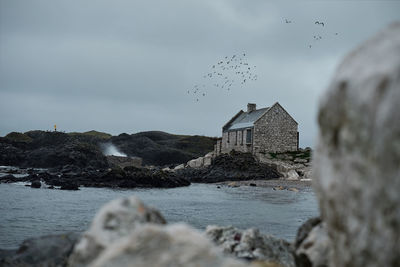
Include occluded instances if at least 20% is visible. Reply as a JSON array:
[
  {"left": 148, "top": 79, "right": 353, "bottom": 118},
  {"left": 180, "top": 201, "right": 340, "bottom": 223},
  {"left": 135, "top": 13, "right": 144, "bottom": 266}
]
[
  {"left": 68, "top": 130, "right": 112, "bottom": 140},
  {"left": 4, "top": 132, "right": 33, "bottom": 143}
]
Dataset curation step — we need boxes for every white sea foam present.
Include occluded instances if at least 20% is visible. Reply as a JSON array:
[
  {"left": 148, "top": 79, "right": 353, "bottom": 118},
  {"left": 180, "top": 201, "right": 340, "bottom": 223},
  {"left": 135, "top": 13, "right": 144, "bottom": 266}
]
[{"left": 102, "top": 143, "right": 127, "bottom": 157}]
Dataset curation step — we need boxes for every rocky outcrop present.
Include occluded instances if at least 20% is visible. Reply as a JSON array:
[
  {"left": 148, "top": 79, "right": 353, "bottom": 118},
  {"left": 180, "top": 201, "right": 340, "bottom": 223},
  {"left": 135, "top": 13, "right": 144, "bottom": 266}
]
[
  {"left": 205, "top": 225, "right": 295, "bottom": 267},
  {"left": 0, "top": 131, "right": 109, "bottom": 169},
  {"left": 106, "top": 155, "right": 142, "bottom": 168},
  {"left": 313, "top": 23, "right": 400, "bottom": 267},
  {"left": 176, "top": 151, "right": 281, "bottom": 183},
  {"left": 186, "top": 152, "right": 215, "bottom": 169},
  {"left": 0, "top": 233, "right": 79, "bottom": 267},
  {"left": 256, "top": 149, "right": 312, "bottom": 181},
  {"left": 109, "top": 131, "right": 217, "bottom": 166}
]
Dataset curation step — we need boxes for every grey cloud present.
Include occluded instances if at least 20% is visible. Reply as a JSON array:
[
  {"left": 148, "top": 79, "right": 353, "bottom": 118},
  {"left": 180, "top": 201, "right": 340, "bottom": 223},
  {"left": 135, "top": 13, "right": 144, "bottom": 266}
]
[{"left": 1, "top": 0, "right": 400, "bottom": 148}]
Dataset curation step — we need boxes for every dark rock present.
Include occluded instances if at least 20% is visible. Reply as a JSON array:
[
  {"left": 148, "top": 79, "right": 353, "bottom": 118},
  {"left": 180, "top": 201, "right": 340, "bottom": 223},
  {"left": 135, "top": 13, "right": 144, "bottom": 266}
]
[
  {"left": 0, "top": 233, "right": 79, "bottom": 267},
  {"left": 249, "top": 183, "right": 257, "bottom": 187},
  {"left": 0, "top": 131, "right": 109, "bottom": 169},
  {"left": 60, "top": 182, "right": 79, "bottom": 190},
  {"left": 60, "top": 164, "right": 81, "bottom": 174},
  {"left": 176, "top": 151, "right": 281, "bottom": 183},
  {"left": 109, "top": 131, "right": 217, "bottom": 166},
  {"left": 30, "top": 180, "right": 41, "bottom": 188},
  {"left": 0, "top": 174, "right": 18, "bottom": 183}
]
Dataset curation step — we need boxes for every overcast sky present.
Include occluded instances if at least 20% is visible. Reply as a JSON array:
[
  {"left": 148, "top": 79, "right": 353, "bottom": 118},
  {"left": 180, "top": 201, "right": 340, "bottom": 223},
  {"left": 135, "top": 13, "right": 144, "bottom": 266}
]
[{"left": 1, "top": 0, "right": 399, "bottom": 147}]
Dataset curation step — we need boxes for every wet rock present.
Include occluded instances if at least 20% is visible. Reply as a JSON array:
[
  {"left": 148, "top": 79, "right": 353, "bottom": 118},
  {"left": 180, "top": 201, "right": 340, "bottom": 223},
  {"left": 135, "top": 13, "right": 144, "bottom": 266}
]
[
  {"left": 0, "top": 174, "right": 18, "bottom": 183},
  {"left": 61, "top": 164, "right": 82, "bottom": 174},
  {"left": 60, "top": 182, "right": 79, "bottom": 190},
  {"left": 68, "top": 196, "right": 166, "bottom": 267},
  {"left": 313, "top": 23, "right": 400, "bottom": 267},
  {"left": 90, "top": 223, "right": 246, "bottom": 267},
  {"left": 0, "top": 233, "right": 79, "bottom": 267},
  {"left": 273, "top": 186, "right": 284, "bottom": 191},
  {"left": 30, "top": 180, "right": 41, "bottom": 188},
  {"left": 205, "top": 225, "right": 295, "bottom": 267}
]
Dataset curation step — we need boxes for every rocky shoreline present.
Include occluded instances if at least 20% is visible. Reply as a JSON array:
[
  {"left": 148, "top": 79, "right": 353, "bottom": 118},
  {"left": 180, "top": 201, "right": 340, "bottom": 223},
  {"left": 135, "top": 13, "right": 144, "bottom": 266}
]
[
  {"left": 0, "top": 149, "right": 287, "bottom": 190},
  {"left": 0, "top": 165, "right": 190, "bottom": 190},
  {"left": 216, "top": 179, "right": 312, "bottom": 191}
]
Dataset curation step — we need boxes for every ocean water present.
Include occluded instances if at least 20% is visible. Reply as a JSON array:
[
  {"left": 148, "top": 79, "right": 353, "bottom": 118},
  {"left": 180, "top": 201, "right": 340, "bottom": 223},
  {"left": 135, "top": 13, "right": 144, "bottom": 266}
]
[{"left": 0, "top": 182, "right": 318, "bottom": 249}]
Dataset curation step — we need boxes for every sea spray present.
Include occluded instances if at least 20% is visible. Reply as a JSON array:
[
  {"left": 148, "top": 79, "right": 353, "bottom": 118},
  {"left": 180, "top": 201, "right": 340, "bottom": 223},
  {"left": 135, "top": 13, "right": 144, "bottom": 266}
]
[{"left": 101, "top": 143, "right": 127, "bottom": 157}]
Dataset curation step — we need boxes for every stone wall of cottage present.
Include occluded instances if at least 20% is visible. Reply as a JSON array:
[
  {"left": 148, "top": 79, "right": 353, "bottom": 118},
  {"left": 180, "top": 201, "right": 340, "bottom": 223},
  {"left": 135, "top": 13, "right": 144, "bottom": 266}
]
[
  {"left": 214, "top": 139, "right": 222, "bottom": 156},
  {"left": 253, "top": 104, "right": 298, "bottom": 153},
  {"left": 220, "top": 129, "right": 253, "bottom": 154}
]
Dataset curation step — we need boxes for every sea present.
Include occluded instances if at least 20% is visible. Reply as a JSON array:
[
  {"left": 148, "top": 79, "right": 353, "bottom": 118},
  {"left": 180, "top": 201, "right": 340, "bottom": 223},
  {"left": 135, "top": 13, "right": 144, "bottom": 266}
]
[{"left": 0, "top": 179, "right": 318, "bottom": 249}]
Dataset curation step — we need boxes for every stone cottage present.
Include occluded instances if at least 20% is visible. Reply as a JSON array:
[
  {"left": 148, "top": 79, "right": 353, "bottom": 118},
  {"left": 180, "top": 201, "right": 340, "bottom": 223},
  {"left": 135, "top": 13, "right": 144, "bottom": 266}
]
[{"left": 215, "top": 102, "right": 298, "bottom": 155}]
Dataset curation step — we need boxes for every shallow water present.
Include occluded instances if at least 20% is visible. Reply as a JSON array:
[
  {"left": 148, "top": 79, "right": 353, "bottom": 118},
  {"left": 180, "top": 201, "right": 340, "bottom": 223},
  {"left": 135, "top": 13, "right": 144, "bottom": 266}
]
[{"left": 0, "top": 182, "right": 318, "bottom": 249}]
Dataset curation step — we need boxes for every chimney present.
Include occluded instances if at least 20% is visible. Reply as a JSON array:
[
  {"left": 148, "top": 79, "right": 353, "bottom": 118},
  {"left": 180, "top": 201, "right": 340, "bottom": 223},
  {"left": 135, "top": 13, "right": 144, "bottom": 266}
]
[{"left": 247, "top": 103, "right": 256, "bottom": 112}]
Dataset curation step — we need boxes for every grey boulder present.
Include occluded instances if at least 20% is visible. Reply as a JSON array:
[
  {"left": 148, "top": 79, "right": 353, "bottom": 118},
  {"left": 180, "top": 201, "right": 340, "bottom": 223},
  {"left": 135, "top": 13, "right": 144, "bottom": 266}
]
[{"left": 313, "top": 22, "right": 400, "bottom": 267}]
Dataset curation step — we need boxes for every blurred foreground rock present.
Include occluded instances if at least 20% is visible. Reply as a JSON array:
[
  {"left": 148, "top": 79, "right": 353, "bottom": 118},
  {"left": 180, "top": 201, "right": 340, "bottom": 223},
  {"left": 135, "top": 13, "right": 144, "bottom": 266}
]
[
  {"left": 68, "top": 196, "right": 166, "bottom": 266},
  {"left": 205, "top": 225, "right": 295, "bottom": 267},
  {"left": 66, "top": 195, "right": 291, "bottom": 267},
  {"left": 89, "top": 223, "right": 246, "bottom": 267},
  {"left": 293, "top": 217, "right": 329, "bottom": 267},
  {"left": 313, "top": 22, "right": 400, "bottom": 266}
]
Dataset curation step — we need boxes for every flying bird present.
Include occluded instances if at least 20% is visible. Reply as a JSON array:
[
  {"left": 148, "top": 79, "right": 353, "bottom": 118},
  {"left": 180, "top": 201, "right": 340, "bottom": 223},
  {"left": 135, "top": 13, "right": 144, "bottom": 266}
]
[
  {"left": 315, "top": 21, "right": 325, "bottom": 27},
  {"left": 285, "top": 19, "right": 292, "bottom": 24},
  {"left": 188, "top": 52, "right": 258, "bottom": 102}
]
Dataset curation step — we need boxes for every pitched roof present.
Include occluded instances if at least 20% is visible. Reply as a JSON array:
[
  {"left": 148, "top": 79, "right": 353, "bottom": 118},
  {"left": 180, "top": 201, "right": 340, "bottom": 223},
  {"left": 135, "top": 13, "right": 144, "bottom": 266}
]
[{"left": 224, "top": 107, "right": 270, "bottom": 131}]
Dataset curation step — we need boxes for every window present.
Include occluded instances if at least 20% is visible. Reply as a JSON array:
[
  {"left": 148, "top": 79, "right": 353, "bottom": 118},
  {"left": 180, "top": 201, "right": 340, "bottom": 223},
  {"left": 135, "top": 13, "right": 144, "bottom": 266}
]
[
  {"left": 235, "top": 131, "right": 237, "bottom": 145},
  {"left": 246, "top": 129, "right": 252, "bottom": 144},
  {"left": 241, "top": 130, "right": 244, "bottom": 145},
  {"left": 227, "top": 132, "right": 229, "bottom": 143}
]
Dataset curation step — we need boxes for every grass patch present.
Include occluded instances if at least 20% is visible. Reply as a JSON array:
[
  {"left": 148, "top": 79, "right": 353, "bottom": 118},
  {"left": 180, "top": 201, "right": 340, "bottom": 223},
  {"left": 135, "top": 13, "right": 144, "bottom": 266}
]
[
  {"left": 68, "top": 130, "right": 112, "bottom": 140},
  {"left": 5, "top": 132, "right": 33, "bottom": 143}
]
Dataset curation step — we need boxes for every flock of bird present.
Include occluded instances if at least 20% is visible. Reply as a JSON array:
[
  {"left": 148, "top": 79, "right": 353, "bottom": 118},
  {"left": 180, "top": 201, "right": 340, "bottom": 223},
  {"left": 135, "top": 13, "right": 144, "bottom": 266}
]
[
  {"left": 188, "top": 18, "right": 339, "bottom": 102},
  {"left": 188, "top": 53, "right": 258, "bottom": 102},
  {"left": 285, "top": 18, "right": 339, "bottom": 48}
]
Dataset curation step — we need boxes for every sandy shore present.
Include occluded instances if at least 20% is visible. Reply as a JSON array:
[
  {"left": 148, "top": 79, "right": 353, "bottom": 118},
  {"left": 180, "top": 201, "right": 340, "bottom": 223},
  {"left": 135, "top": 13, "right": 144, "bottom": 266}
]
[{"left": 215, "top": 178, "right": 313, "bottom": 191}]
